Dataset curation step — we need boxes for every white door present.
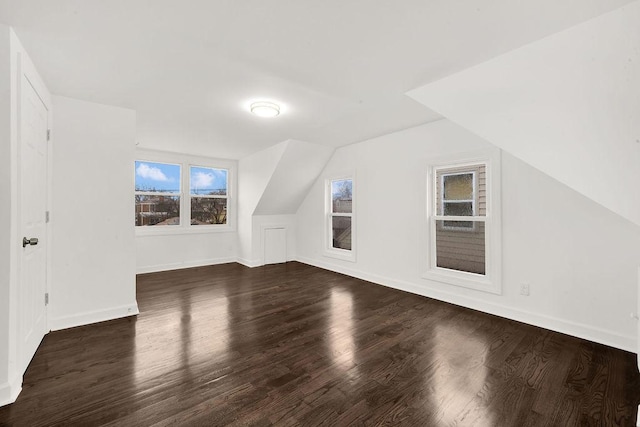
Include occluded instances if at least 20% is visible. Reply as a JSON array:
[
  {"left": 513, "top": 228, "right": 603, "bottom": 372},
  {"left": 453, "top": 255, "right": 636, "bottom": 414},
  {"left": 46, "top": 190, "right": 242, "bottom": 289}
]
[
  {"left": 19, "top": 73, "right": 49, "bottom": 373},
  {"left": 264, "top": 228, "right": 287, "bottom": 265}
]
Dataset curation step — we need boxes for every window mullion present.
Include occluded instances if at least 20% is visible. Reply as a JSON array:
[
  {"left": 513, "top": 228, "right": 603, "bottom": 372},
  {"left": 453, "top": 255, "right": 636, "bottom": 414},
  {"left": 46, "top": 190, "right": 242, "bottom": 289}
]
[
  {"left": 135, "top": 191, "right": 181, "bottom": 197},
  {"left": 433, "top": 215, "right": 486, "bottom": 222},
  {"left": 190, "top": 195, "right": 228, "bottom": 199}
]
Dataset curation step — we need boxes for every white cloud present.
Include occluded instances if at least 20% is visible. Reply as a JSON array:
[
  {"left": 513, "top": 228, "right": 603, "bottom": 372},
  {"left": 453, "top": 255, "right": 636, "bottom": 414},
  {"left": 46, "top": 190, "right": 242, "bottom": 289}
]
[
  {"left": 192, "top": 171, "right": 214, "bottom": 188},
  {"left": 136, "top": 163, "right": 169, "bottom": 181}
]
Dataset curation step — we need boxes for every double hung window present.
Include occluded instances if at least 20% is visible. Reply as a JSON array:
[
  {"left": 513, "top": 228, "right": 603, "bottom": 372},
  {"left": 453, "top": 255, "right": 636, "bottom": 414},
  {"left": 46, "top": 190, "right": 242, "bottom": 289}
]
[
  {"left": 325, "top": 177, "right": 355, "bottom": 261},
  {"left": 435, "top": 165, "right": 485, "bottom": 274},
  {"left": 426, "top": 150, "right": 501, "bottom": 293},
  {"left": 135, "top": 161, "right": 181, "bottom": 226},
  {"left": 189, "top": 166, "right": 228, "bottom": 225},
  {"left": 135, "top": 156, "right": 233, "bottom": 231}
]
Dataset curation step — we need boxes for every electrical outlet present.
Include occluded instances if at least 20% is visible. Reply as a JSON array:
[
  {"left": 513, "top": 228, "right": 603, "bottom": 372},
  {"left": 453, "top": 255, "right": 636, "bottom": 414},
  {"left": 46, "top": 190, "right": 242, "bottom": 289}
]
[{"left": 520, "top": 282, "right": 530, "bottom": 296}]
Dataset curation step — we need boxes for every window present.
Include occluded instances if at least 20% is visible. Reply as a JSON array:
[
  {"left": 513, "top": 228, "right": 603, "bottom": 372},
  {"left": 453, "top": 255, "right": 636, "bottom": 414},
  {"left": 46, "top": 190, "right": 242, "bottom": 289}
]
[
  {"left": 425, "top": 149, "right": 501, "bottom": 294},
  {"left": 325, "top": 176, "right": 355, "bottom": 261},
  {"left": 436, "top": 165, "right": 484, "bottom": 273},
  {"left": 135, "top": 161, "right": 181, "bottom": 226},
  {"left": 441, "top": 171, "right": 475, "bottom": 229},
  {"left": 190, "top": 166, "right": 228, "bottom": 225},
  {"left": 135, "top": 152, "right": 235, "bottom": 233}
]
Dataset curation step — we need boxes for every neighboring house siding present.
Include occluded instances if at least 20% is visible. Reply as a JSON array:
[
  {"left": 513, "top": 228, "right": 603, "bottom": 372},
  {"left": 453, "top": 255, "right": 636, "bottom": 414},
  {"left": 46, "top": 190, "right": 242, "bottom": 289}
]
[
  {"left": 435, "top": 164, "right": 486, "bottom": 275},
  {"left": 332, "top": 215, "right": 352, "bottom": 250}
]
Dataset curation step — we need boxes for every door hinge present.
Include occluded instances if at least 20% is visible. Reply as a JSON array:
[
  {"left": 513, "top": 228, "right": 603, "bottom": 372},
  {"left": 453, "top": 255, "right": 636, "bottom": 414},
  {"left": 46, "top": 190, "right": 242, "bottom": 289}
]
[
  {"left": 45, "top": 293, "right": 49, "bottom": 306},
  {"left": 47, "top": 129, "right": 51, "bottom": 141},
  {"left": 46, "top": 211, "right": 50, "bottom": 223}
]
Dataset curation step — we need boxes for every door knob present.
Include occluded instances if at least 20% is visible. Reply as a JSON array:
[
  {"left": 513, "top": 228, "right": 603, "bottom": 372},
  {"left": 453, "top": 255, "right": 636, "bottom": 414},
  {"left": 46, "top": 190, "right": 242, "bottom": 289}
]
[{"left": 22, "top": 237, "right": 38, "bottom": 248}]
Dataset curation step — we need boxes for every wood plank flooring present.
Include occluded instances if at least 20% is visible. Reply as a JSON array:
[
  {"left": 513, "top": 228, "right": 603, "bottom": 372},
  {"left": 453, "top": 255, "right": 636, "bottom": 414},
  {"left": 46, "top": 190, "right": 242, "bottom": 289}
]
[{"left": 1, "top": 262, "right": 639, "bottom": 426}]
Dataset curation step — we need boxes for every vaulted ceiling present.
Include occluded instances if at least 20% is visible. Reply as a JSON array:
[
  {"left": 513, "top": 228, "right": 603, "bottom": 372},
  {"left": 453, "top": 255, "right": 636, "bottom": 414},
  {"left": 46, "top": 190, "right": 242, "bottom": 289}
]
[
  {"left": 0, "top": 0, "right": 633, "bottom": 158},
  {"left": 409, "top": 1, "right": 640, "bottom": 226}
]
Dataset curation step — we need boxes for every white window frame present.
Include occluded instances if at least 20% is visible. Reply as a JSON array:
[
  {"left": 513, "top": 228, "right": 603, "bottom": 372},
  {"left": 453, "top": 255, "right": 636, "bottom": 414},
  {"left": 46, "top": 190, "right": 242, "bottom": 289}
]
[
  {"left": 324, "top": 174, "right": 356, "bottom": 262},
  {"left": 135, "top": 149, "right": 236, "bottom": 236},
  {"left": 189, "top": 164, "right": 229, "bottom": 226},
  {"left": 134, "top": 160, "right": 182, "bottom": 226},
  {"left": 424, "top": 148, "right": 502, "bottom": 294}
]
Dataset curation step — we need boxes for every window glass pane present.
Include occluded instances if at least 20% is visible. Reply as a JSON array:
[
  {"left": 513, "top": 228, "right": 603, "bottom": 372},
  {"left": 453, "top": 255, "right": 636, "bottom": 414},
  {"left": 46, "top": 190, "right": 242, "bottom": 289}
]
[
  {"left": 135, "top": 195, "right": 180, "bottom": 226},
  {"left": 443, "top": 173, "right": 473, "bottom": 200},
  {"left": 332, "top": 216, "right": 351, "bottom": 250},
  {"left": 135, "top": 161, "right": 181, "bottom": 193},
  {"left": 190, "top": 166, "right": 227, "bottom": 196},
  {"left": 443, "top": 219, "right": 474, "bottom": 228},
  {"left": 436, "top": 165, "right": 487, "bottom": 216},
  {"left": 436, "top": 220, "right": 485, "bottom": 275},
  {"left": 332, "top": 179, "right": 353, "bottom": 213},
  {"left": 443, "top": 202, "right": 473, "bottom": 216},
  {"left": 191, "top": 197, "right": 227, "bottom": 225}
]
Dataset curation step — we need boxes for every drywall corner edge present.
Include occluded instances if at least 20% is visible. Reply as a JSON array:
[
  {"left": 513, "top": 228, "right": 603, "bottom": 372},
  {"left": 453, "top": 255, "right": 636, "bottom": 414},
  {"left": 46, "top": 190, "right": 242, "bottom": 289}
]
[{"left": 237, "top": 258, "right": 262, "bottom": 268}]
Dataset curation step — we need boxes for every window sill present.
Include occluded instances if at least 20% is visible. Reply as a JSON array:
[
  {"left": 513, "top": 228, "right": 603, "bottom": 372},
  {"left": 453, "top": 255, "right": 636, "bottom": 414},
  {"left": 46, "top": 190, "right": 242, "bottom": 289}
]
[
  {"left": 324, "top": 248, "right": 356, "bottom": 263},
  {"left": 135, "top": 224, "right": 235, "bottom": 237},
  {"left": 422, "top": 268, "right": 501, "bottom": 295}
]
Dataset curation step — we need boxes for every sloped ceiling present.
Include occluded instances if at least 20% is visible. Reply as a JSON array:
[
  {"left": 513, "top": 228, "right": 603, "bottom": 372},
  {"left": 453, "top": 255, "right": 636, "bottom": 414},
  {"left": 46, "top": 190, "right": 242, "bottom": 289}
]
[
  {"left": 408, "top": 1, "right": 640, "bottom": 226},
  {"left": 0, "top": 0, "right": 634, "bottom": 158},
  {"left": 254, "top": 140, "right": 334, "bottom": 215},
  {"left": 237, "top": 141, "right": 288, "bottom": 219}
]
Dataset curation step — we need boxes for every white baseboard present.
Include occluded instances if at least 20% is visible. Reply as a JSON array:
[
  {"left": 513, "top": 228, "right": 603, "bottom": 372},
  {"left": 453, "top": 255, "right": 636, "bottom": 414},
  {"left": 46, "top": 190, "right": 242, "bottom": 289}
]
[
  {"left": 237, "top": 258, "right": 262, "bottom": 268},
  {"left": 141, "top": 256, "right": 296, "bottom": 271},
  {"left": 136, "top": 257, "right": 236, "bottom": 274},
  {"left": 238, "top": 254, "right": 297, "bottom": 268},
  {"left": 0, "top": 373, "right": 22, "bottom": 407},
  {"left": 295, "top": 256, "right": 635, "bottom": 353},
  {"left": 49, "top": 303, "right": 140, "bottom": 332}
]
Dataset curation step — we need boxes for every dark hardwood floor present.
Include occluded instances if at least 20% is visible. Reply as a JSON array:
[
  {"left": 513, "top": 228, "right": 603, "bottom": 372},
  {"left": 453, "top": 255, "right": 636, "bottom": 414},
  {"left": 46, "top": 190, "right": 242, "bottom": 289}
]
[{"left": 1, "top": 262, "right": 639, "bottom": 426}]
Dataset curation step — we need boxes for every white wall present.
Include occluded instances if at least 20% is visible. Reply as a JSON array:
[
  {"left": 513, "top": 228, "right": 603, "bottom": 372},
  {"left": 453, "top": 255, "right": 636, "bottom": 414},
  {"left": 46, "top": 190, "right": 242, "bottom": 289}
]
[
  {"left": 238, "top": 139, "right": 333, "bottom": 266},
  {"left": 296, "top": 120, "right": 640, "bottom": 351},
  {"left": 134, "top": 149, "right": 238, "bottom": 273},
  {"left": 237, "top": 142, "right": 288, "bottom": 266},
  {"left": 253, "top": 215, "right": 298, "bottom": 264},
  {"left": 408, "top": 1, "right": 640, "bottom": 227},
  {"left": 50, "top": 96, "right": 138, "bottom": 330},
  {"left": 136, "top": 233, "right": 237, "bottom": 273},
  {"left": 254, "top": 140, "right": 334, "bottom": 215},
  {"left": 135, "top": 138, "right": 320, "bottom": 271}
]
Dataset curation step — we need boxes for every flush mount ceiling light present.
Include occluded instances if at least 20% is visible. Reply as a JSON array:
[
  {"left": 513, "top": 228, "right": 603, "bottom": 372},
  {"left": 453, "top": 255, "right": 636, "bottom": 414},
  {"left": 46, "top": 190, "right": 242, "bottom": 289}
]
[{"left": 250, "top": 101, "right": 280, "bottom": 118}]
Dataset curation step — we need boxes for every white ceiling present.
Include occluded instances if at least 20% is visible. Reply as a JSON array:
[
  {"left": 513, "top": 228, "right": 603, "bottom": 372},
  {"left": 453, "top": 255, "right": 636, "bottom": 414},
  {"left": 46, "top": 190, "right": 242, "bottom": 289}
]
[
  {"left": 0, "top": 0, "right": 632, "bottom": 159},
  {"left": 409, "top": 0, "right": 640, "bottom": 226}
]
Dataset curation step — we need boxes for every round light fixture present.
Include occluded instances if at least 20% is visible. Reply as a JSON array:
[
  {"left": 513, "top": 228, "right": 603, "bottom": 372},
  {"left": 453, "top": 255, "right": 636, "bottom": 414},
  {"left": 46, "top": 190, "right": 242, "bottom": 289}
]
[{"left": 250, "top": 101, "right": 280, "bottom": 118}]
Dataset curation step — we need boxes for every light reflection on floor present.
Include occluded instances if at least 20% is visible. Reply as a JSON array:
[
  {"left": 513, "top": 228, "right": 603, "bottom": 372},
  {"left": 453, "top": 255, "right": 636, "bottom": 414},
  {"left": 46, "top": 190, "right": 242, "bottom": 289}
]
[
  {"left": 430, "top": 322, "right": 494, "bottom": 426},
  {"left": 133, "top": 290, "right": 230, "bottom": 386},
  {"left": 329, "top": 288, "right": 359, "bottom": 380}
]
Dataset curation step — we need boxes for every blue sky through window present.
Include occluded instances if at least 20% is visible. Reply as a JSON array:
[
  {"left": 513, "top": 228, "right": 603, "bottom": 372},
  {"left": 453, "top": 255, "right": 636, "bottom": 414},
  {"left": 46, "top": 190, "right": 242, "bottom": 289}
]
[
  {"left": 190, "top": 166, "right": 228, "bottom": 195},
  {"left": 331, "top": 179, "right": 352, "bottom": 200},
  {"left": 135, "top": 161, "right": 181, "bottom": 192}
]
